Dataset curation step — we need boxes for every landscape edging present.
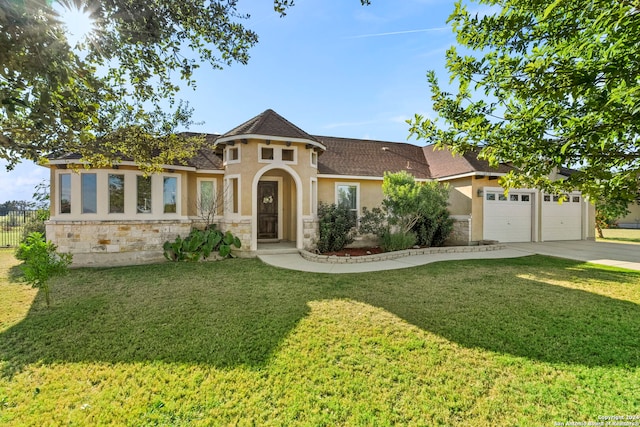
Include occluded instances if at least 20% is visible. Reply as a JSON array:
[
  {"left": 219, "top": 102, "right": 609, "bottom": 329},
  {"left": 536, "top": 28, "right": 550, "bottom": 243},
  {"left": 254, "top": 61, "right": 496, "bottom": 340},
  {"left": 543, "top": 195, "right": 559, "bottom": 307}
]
[{"left": 300, "top": 244, "right": 507, "bottom": 264}]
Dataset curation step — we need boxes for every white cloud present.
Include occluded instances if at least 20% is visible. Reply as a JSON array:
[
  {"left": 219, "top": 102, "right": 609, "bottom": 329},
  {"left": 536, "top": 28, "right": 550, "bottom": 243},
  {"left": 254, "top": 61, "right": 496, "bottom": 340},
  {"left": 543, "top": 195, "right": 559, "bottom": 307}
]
[
  {"left": 347, "top": 26, "right": 449, "bottom": 39},
  {"left": 0, "top": 161, "right": 49, "bottom": 203}
]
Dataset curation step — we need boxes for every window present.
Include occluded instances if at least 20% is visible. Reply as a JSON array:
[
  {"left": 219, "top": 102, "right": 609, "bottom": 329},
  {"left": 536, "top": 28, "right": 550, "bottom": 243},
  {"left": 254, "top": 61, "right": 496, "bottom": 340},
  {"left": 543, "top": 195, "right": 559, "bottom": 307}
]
[
  {"left": 498, "top": 194, "right": 507, "bottom": 201},
  {"left": 521, "top": 195, "right": 530, "bottom": 202},
  {"left": 108, "top": 174, "right": 125, "bottom": 213},
  {"left": 60, "top": 174, "right": 71, "bottom": 214},
  {"left": 337, "top": 184, "right": 358, "bottom": 218},
  {"left": 311, "top": 151, "right": 318, "bottom": 167},
  {"left": 198, "top": 179, "right": 217, "bottom": 216},
  {"left": 510, "top": 194, "right": 519, "bottom": 201},
  {"left": 261, "top": 147, "right": 274, "bottom": 161},
  {"left": 311, "top": 179, "right": 318, "bottom": 215},
  {"left": 137, "top": 176, "right": 152, "bottom": 213},
  {"left": 163, "top": 177, "right": 178, "bottom": 213},
  {"left": 553, "top": 195, "right": 560, "bottom": 202},
  {"left": 572, "top": 196, "right": 580, "bottom": 203},
  {"left": 81, "top": 173, "right": 97, "bottom": 213},
  {"left": 486, "top": 193, "right": 495, "bottom": 201},
  {"left": 282, "top": 148, "right": 294, "bottom": 162},
  {"left": 226, "top": 177, "right": 239, "bottom": 214},
  {"left": 224, "top": 146, "right": 239, "bottom": 164},
  {"left": 544, "top": 195, "right": 551, "bottom": 202}
]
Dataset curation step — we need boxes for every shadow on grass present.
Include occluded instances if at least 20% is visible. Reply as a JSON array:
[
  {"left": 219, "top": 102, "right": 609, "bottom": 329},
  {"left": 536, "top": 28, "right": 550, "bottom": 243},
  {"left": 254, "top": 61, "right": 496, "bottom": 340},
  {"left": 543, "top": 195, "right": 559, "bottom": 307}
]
[{"left": 1, "top": 256, "right": 639, "bottom": 376}]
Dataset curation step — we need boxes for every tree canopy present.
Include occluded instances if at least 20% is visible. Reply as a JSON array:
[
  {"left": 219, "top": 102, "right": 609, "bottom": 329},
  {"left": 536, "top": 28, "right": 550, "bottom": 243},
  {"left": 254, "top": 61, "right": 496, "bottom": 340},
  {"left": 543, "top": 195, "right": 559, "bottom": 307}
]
[
  {"left": 408, "top": 0, "right": 640, "bottom": 203},
  {"left": 0, "top": 0, "right": 368, "bottom": 171}
]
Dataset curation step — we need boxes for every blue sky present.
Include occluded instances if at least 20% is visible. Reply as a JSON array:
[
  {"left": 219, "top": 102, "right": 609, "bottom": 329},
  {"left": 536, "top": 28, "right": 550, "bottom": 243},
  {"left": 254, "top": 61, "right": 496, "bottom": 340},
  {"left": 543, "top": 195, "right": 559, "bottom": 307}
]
[{"left": 1, "top": 0, "right": 465, "bottom": 203}]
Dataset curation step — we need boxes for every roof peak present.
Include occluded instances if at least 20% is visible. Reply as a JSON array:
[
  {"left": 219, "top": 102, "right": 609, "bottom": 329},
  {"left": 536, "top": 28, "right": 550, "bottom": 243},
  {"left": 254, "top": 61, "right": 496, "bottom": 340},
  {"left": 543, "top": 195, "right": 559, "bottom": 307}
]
[{"left": 217, "top": 109, "right": 321, "bottom": 145}]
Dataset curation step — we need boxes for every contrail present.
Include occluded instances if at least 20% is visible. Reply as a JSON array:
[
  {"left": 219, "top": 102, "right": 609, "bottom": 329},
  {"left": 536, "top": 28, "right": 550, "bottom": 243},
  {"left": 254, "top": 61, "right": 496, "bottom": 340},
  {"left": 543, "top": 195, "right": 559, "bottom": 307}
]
[{"left": 348, "top": 27, "right": 448, "bottom": 39}]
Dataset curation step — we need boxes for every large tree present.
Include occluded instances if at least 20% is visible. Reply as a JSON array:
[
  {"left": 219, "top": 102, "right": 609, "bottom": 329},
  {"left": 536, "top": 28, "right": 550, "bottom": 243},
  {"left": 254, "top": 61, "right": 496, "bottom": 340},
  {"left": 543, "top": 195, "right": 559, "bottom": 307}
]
[
  {"left": 408, "top": 0, "right": 640, "bottom": 203},
  {"left": 1, "top": 0, "right": 368, "bottom": 171}
]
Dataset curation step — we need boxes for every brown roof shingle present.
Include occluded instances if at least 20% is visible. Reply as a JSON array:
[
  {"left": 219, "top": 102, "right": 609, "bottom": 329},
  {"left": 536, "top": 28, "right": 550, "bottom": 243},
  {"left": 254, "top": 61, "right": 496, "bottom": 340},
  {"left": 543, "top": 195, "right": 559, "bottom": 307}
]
[
  {"left": 218, "top": 109, "right": 321, "bottom": 143},
  {"left": 422, "top": 144, "right": 513, "bottom": 179},
  {"left": 315, "top": 136, "right": 431, "bottom": 179}
]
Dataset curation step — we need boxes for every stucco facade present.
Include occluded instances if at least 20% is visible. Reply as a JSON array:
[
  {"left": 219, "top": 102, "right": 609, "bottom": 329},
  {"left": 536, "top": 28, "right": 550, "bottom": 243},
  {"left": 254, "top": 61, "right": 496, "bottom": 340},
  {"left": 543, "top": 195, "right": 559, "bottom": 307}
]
[{"left": 45, "top": 109, "right": 595, "bottom": 266}]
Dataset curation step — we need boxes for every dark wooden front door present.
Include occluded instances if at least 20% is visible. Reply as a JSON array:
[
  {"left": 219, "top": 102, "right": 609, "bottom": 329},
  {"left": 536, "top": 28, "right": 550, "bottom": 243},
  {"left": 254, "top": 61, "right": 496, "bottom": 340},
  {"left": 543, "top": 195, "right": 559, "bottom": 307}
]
[{"left": 258, "top": 181, "right": 278, "bottom": 240}]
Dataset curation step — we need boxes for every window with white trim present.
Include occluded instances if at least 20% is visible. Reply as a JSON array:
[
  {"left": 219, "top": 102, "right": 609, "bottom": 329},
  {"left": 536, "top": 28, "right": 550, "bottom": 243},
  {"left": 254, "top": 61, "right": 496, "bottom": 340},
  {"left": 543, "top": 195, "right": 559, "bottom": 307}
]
[
  {"left": 311, "top": 179, "right": 318, "bottom": 216},
  {"left": 198, "top": 179, "right": 218, "bottom": 217},
  {"left": 310, "top": 151, "right": 318, "bottom": 168},
  {"left": 282, "top": 148, "right": 295, "bottom": 162},
  {"left": 108, "top": 174, "right": 125, "bottom": 213},
  {"left": 137, "top": 175, "right": 152, "bottom": 213},
  {"left": 336, "top": 183, "right": 358, "bottom": 219},
  {"left": 225, "top": 176, "right": 240, "bottom": 215},
  {"left": 60, "top": 173, "right": 71, "bottom": 214},
  {"left": 81, "top": 173, "right": 97, "bottom": 214},
  {"left": 224, "top": 146, "right": 240, "bottom": 165},
  {"left": 163, "top": 177, "right": 178, "bottom": 213}
]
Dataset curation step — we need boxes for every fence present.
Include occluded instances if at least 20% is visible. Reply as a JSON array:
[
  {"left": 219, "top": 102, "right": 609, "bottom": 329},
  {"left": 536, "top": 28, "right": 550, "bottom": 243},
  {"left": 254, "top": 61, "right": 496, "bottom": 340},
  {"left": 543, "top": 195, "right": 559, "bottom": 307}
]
[{"left": 0, "top": 210, "right": 40, "bottom": 247}]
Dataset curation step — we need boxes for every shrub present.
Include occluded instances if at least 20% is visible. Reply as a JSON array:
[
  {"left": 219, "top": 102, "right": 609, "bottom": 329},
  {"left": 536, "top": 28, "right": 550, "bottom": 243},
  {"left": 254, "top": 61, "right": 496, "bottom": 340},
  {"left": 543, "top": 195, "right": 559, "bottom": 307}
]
[
  {"left": 380, "top": 230, "right": 416, "bottom": 252},
  {"left": 163, "top": 226, "right": 241, "bottom": 262},
  {"left": 22, "top": 209, "right": 50, "bottom": 242},
  {"left": 412, "top": 209, "right": 454, "bottom": 247},
  {"left": 15, "top": 232, "right": 72, "bottom": 307},
  {"left": 316, "top": 202, "right": 357, "bottom": 253},
  {"left": 358, "top": 206, "right": 388, "bottom": 237}
]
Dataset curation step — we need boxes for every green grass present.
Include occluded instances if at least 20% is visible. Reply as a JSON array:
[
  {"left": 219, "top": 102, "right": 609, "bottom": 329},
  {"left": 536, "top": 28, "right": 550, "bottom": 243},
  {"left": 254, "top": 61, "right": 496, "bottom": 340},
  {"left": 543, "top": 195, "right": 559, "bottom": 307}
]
[
  {"left": 598, "top": 228, "right": 640, "bottom": 244},
  {"left": 1, "top": 249, "right": 639, "bottom": 425}
]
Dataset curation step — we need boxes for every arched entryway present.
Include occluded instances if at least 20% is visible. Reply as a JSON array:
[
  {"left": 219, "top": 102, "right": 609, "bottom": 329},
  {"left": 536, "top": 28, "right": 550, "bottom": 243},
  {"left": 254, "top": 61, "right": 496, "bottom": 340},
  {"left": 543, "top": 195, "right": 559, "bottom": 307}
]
[{"left": 251, "top": 165, "right": 302, "bottom": 251}]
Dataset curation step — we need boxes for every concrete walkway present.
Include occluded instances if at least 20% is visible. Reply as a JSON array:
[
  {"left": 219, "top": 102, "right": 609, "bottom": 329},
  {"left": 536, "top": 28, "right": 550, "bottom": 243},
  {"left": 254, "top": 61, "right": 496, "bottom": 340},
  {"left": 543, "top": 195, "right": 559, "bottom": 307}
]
[{"left": 258, "top": 241, "right": 640, "bottom": 273}]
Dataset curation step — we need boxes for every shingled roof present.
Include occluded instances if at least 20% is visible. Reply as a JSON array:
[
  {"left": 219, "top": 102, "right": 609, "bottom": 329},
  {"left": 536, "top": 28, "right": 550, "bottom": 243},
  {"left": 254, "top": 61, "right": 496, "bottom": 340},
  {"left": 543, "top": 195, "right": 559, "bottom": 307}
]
[
  {"left": 216, "top": 109, "right": 323, "bottom": 146},
  {"left": 315, "top": 136, "right": 431, "bottom": 179},
  {"left": 422, "top": 144, "right": 513, "bottom": 179},
  {"left": 48, "top": 111, "right": 516, "bottom": 180}
]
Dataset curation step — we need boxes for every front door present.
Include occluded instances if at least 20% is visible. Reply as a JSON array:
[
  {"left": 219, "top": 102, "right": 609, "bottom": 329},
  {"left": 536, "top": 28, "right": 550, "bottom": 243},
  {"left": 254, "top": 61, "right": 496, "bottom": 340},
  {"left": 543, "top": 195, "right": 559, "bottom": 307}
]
[{"left": 258, "top": 181, "right": 278, "bottom": 240}]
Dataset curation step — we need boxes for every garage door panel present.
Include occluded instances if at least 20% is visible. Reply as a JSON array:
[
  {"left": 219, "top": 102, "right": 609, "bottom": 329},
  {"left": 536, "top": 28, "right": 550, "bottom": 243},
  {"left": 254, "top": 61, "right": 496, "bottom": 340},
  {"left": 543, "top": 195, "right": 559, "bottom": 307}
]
[
  {"left": 483, "top": 192, "right": 533, "bottom": 243},
  {"left": 542, "top": 194, "right": 582, "bottom": 241}
]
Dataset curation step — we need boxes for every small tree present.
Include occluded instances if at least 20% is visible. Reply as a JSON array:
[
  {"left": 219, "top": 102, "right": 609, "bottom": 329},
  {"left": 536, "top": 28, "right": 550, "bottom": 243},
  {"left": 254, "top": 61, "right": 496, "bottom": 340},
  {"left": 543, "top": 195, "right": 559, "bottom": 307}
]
[
  {"left": 195, "top": 183, "right": 224, "bottom": 229},
  {"left": 359, "top": 172, "right": 453, "bottom": 251},
  {"left": 15, "top": 232, "right": 72, "bottom": 308}
]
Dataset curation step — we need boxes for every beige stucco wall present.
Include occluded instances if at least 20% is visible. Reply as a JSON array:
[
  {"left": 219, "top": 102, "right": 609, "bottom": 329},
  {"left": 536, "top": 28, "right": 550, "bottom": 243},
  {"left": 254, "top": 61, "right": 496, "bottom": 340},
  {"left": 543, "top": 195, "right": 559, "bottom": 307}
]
[
  {"left": 317, "top": 178, "right": 384, "bottom": 212},
  {"left": 617, "top": 202, "right": 640, "bottom": 227},
  {"left": 446, "top": 177, "right": 473, "bottom": 216},
  {"left": 222, "top": 139, "right": 318, "bottom": 218}
]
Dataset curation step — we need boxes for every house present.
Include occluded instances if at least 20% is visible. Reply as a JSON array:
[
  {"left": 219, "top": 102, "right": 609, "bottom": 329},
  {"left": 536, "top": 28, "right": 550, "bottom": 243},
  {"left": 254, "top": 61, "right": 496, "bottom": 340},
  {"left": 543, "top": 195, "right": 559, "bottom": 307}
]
[
  {"left": 45, "top": 109, "right": 596, "bottom": 266},
  {"left": 616, "top": 203, "right": 640, "bottom": 228}
]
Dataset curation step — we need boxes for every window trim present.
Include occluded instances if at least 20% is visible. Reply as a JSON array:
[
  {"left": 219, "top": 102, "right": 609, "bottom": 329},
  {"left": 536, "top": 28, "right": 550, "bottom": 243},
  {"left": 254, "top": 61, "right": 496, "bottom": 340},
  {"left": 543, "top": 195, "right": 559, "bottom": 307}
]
[
  {"left": 81, "top": 173, "right": 98, "bottom": 214},
  {"left": 224, "top": 146, "right": 241, "bottom": 166},
  {"left": 224, "top": 174, "right": 241, "bottom": 216},
  {"left": 197, "top": 177, "right": 218, "bottom": 217},
  {"left": 136, "top": 175, "right": 153, "bottom": 214},
  {"left": 108, "top": 173, "right": 126, "bottom": 214},
  {"left": 335, "top": 182, "right": 360, "bottom": 217},
  {"left": 59, "top": 173, "right": 72, "bottom": 214}
]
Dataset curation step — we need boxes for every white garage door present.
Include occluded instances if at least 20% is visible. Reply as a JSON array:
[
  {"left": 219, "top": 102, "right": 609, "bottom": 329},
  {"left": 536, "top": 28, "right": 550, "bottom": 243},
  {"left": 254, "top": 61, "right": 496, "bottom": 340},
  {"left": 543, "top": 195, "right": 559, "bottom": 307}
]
[
  {"left": 483, "top": 191, "right": 533, "bottom": 242},
  {"left": 542, "top": 194, "right": 582, "bottom": 241}
]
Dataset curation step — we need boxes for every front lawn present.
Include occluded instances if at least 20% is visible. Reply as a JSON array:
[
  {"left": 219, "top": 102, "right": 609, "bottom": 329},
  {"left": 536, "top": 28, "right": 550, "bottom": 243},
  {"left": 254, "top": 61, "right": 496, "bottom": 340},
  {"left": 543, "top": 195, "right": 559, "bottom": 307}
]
[
  {"left": 598, "top": 228, "right": 640, "bottom": 244},
  {"left": 1, "top": 249, "right": 639, "bottom": 425}
]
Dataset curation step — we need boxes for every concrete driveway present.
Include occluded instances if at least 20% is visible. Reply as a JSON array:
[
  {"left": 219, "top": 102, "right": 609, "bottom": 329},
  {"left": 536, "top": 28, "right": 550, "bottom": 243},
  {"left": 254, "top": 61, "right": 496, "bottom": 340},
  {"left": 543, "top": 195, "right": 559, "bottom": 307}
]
[{"left": 507, "top": 241, "right": 640, "bottom": 271}]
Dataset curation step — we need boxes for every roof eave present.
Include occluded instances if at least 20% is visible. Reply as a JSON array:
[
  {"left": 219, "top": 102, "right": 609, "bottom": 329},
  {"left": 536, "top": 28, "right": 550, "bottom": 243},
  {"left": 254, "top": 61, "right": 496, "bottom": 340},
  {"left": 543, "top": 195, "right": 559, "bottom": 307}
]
[{"left": 215, "top": 134, "right": 326, "bottom": 151}]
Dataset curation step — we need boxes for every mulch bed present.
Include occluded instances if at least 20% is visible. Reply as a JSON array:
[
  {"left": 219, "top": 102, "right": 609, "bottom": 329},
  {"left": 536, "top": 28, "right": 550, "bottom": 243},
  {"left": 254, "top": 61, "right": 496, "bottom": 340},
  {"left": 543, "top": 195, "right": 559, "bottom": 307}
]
[{"left": 321, "top": 247, "right": 385, "bottom": 257}]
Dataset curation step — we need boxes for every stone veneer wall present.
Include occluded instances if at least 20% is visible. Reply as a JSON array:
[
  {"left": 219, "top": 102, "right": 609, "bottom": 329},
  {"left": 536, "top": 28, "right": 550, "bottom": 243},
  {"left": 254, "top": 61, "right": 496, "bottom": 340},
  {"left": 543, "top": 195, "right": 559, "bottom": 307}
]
[
  {"left": 445, "top": 216, "right": 471, "bottom": 246},
  {"left": 302, "top": 218, "right": 319, "bottom": 251},
  {"left": 46, "top": 220, "right": 194, "bottom": 267},
  {"left": 217, "top": 218, "right": 253, "bottom": 257}
]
